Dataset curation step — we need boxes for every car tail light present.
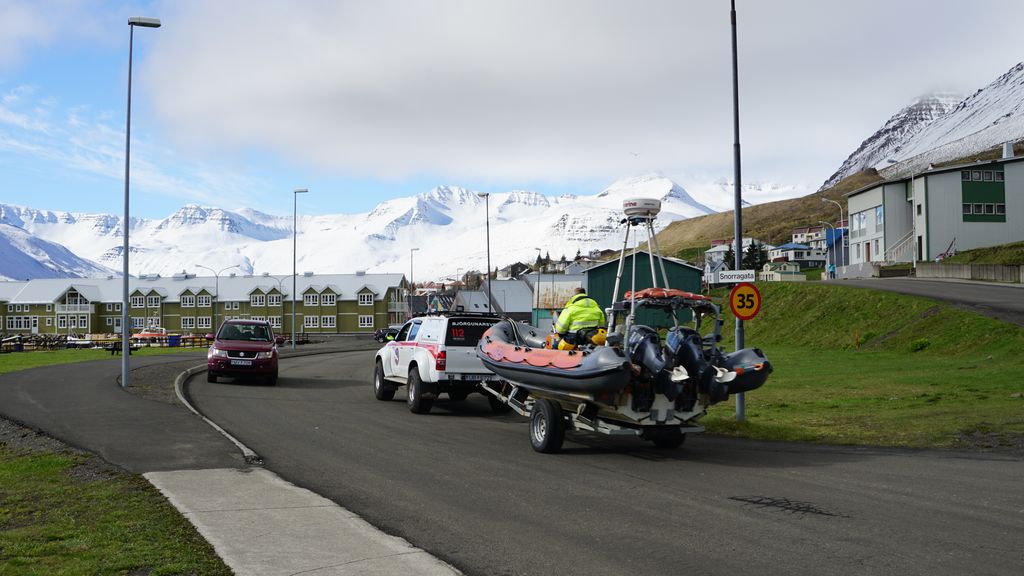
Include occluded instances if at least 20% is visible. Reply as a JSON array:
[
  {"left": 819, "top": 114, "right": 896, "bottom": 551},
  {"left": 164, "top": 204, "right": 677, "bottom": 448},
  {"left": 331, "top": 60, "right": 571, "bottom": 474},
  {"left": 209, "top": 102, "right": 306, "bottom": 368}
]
[{"left": 435, "top": 350, "right": 446, "bottom": 371}]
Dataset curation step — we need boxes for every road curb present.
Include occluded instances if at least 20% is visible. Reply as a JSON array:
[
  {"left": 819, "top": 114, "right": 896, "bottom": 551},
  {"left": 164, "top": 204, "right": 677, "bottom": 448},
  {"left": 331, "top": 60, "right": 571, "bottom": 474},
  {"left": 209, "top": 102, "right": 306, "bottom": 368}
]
[{"left": 174, "top": 345, "right": 380, "bottom": 465}]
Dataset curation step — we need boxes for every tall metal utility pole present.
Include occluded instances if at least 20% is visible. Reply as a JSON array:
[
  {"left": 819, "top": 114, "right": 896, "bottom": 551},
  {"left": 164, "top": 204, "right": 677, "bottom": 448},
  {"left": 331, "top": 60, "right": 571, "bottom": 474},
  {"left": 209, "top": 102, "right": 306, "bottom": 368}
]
[{"left": 730, "top": 0, "right": 746, "bottom": 421}]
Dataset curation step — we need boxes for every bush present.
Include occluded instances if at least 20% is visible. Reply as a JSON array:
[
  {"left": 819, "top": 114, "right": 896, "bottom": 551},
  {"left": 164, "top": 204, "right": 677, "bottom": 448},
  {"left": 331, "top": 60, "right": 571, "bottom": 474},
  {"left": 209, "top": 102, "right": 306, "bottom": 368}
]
[{"left": 909, "top": 338, "right": 931, "bottom": 353}]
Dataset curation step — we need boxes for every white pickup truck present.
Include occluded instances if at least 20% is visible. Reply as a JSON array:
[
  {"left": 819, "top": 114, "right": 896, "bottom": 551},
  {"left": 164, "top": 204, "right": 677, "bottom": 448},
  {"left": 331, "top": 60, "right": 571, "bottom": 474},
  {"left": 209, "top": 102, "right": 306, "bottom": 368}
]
[{"left": 373, "top": 312, "right": 508, "bottom": 414}]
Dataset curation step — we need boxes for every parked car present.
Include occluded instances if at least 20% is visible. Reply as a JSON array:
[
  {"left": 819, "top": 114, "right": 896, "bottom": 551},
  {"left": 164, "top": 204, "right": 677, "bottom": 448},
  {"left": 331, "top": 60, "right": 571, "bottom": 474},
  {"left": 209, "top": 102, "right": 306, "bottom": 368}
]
[
  {"left": 373, "top": 325, "right": 402, "bottom": 343},
  {"left": 373, "top": 312, "right": 507, "bottom": 414},
  {"left": 207, "top": 319, "right": 284, "bottom": 385}
]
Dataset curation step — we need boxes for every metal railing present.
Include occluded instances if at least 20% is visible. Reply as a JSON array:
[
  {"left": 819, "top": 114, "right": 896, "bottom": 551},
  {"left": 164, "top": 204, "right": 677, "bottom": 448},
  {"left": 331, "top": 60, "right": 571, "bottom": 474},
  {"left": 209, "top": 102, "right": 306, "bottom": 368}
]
[
  {"left": 388, "top": 302, "right": 408, "bottom": 313},
  {"left": 56, "top": 304, "right": 95, "bottom": 314},
  {"left": 883, "top": 230, "right": 914, "bottom": 263}
]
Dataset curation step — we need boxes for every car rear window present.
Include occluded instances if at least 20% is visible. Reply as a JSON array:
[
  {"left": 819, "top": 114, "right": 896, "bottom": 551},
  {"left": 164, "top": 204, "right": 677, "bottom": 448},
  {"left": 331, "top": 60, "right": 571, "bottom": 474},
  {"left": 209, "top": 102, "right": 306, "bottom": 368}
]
[{"left": 445, "top": 318, "right": 499, "bottom": 346}]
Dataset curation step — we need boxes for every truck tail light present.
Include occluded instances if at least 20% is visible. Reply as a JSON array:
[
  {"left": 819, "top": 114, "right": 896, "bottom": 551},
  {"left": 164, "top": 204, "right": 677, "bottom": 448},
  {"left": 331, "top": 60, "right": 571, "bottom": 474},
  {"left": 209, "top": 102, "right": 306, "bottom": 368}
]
[{"left": 435, "top": 350, "right": 446, "bottom": 371}]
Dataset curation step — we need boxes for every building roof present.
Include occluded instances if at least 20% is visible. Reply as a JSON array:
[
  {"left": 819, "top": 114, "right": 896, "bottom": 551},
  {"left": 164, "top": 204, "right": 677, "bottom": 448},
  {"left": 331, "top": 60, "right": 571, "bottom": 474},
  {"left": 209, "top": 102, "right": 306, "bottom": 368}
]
[
  {"left": 483, "top": 279, "right": 534, "bottom": 313},
  {"left": 772, "top": 243, "right": 811, "bottom": 251},
  {"left": 582, "top": 250, "right": 702, "bottom": 273},
  {"left": 0, "top": 273, "right": 406, "bottom": 305},
  {"left": 453, "top": 290, "right": 492, "bottom": 312}
]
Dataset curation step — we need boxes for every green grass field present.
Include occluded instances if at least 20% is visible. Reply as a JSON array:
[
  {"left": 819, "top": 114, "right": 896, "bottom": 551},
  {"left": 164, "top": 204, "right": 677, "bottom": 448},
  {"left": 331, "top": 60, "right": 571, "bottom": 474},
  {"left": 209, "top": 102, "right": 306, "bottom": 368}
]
[
  {"left": 0, "top": 346, "right": 204, "bottom": 376},
  {"left": 701, "top": 283, "right": 1024, "bottom": 448},
  {"left": 0, "top": 446, "right": 231, "bottom": 575}
]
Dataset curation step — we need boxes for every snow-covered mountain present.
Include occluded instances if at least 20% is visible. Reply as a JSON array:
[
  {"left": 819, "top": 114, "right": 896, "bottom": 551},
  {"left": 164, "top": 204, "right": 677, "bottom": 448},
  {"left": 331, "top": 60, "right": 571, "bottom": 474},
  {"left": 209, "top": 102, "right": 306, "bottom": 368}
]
[
  {"left": 0, "top": 223, "right": 112, "bottom": 281},
  {"left": 825, "top": 61, "right": 1024, "bottom": 187},
  {"left": 0, "top": 174, "right": 717, "bottom": 282},
  {"left": 820, "top": 94, "right": 961, "bottom": 189}
]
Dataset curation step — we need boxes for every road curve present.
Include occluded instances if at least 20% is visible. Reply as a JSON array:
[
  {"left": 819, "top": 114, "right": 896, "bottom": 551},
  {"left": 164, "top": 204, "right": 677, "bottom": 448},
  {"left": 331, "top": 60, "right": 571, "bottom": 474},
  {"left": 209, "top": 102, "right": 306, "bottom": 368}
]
[
  {"left": 834, "top": 278, "right": 1024, "bottom": 326},
  {"left": 187, "top": 350, "right": 1023, "bottom": 576}
]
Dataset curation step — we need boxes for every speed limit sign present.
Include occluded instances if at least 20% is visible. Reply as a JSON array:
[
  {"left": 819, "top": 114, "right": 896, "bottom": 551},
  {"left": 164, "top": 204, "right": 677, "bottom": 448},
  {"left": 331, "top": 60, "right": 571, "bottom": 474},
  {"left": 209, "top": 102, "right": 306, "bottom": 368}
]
[{"left": 729, "top": 282, "right": 762, "bottom": 320}]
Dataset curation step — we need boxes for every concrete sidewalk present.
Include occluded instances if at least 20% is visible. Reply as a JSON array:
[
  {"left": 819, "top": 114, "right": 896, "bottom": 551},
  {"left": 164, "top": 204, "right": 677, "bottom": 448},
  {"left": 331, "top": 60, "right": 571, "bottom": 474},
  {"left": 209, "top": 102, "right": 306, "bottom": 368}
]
[{"left": 147, "top": 468, "right": 458, "bottom": 576}]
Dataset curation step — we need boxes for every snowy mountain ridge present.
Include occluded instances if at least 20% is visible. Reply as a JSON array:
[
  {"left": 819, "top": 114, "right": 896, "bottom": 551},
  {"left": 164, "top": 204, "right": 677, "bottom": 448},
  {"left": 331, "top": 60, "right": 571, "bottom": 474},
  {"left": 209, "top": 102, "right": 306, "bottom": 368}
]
[{"left": 0, "top": 174, "right": 719, "bottom": 282}]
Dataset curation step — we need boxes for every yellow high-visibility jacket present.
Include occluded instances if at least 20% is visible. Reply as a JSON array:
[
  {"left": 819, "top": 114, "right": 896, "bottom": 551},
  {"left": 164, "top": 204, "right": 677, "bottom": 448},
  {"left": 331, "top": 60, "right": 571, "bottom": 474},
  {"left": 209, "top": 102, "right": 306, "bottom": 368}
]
[{"left": 554, "top": 293, "right": 606, "bottom": 335}]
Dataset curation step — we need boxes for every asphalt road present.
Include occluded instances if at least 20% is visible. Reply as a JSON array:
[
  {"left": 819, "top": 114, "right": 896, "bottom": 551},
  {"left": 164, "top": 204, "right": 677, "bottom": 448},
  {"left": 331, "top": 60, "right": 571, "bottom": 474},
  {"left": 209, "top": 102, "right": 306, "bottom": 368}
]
[
  {"left": 189, "top": 351, "right": 1023, "bottom": 576},
  {"left": 835, "top": 278, "right": 1024, "bottom": 326}
]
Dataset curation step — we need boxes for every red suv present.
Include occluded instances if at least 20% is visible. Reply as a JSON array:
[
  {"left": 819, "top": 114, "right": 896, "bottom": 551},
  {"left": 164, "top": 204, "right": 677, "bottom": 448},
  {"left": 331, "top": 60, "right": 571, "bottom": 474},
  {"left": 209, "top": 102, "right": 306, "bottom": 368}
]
[{"left": 207, "top": 319, "right": 283, "bottom": 385}]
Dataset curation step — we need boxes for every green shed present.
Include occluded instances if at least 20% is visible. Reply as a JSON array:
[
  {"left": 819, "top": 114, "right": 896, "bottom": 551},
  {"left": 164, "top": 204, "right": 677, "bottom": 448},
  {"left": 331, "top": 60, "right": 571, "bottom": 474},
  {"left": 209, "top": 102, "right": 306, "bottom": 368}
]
[{"left": 584, "top": 251, "right": 703, "bottom": 328}]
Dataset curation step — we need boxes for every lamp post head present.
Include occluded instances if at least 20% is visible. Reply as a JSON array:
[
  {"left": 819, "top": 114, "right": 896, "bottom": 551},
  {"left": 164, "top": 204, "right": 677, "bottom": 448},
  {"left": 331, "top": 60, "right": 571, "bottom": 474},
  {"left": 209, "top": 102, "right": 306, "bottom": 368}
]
[
  {"left": 294, "top": 188, "right": 309, "bottom": 194},
  {"left": 476, "top": 192, "right": 489, "bottom": 198},
  {"left": 128, "top": 17, "right": 161, "bottom": 28}
]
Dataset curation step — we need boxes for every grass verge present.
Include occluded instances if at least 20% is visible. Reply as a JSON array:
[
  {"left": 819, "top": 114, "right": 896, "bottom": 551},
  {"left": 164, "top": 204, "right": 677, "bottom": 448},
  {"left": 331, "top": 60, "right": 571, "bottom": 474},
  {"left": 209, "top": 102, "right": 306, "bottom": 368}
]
[
  {"left": 0, "top": 346, "right": 204, "bottom": 376},
  {"left": 0, "top": 433, "right": 231, "bottom": 575},
  {"left": 701, "top": 282, "right": 1024, "bottom": 449}
]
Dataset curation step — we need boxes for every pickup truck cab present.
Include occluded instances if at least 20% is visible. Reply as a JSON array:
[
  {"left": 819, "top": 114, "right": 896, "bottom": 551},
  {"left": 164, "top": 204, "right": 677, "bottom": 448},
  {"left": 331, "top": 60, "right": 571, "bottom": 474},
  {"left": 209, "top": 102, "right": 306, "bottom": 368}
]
[{"left": 373, "top": 312, "right": 506, "bottom": 414}]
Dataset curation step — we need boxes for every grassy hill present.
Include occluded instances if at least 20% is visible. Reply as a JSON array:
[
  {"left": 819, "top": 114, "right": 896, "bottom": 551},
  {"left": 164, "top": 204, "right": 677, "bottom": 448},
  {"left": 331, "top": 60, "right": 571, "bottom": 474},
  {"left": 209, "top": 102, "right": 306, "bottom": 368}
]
[{"left": 700, "top": 282, "right": 1024, "bottom": 449}]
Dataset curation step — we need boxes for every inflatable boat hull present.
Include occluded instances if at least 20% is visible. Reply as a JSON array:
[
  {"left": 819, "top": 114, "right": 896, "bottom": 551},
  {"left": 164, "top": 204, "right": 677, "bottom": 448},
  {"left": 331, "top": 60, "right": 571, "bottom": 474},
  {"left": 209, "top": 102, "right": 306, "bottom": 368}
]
[{"left": 477, "top": 321, "right": 632, "bottom": 395}]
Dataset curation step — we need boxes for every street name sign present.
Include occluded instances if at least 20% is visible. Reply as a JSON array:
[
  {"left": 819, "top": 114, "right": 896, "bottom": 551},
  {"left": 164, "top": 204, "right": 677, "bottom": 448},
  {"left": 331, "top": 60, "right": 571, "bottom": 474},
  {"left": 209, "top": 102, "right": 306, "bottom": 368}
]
[{"left": 716, "top": 269, "right": 756, "bottom": 283}]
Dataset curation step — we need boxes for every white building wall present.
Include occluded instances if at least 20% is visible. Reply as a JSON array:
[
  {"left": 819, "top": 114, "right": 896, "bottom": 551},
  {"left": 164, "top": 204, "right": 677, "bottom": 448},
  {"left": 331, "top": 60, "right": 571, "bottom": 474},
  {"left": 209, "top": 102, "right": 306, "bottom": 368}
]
[
  {"left": 848, "top": 187, "right": 883, "bottom": 264},
  {"left": 924, "top": 165, "right": 1023, "bottom": 260},
  {"left": 883, "top": 181, "right": 914, "bottom": 261}
]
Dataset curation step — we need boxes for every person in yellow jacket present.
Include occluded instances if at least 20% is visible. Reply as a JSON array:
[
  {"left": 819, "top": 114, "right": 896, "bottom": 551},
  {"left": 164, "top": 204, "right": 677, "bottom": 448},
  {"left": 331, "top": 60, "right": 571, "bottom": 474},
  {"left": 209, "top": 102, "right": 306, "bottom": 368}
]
[{"left": 553, "top": 287, "right": 606, "bottom": 348}]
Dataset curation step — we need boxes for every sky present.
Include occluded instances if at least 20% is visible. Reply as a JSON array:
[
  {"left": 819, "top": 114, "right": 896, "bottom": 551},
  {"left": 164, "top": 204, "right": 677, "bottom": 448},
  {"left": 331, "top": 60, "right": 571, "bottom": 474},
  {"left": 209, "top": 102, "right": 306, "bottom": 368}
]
[{"left": 1, "top": 0, "right": 1022, "bottom": 220}]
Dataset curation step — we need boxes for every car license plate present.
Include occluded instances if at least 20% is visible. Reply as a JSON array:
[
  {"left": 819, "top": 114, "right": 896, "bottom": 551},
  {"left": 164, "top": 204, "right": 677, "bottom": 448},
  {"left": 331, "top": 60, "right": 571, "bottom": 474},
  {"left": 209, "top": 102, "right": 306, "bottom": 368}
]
[
  {"left": 230, "top": 359, "right": 253, "bottom": 366},
  {"left": 462, "top": 374, "right": 489, "bottom": 381}
]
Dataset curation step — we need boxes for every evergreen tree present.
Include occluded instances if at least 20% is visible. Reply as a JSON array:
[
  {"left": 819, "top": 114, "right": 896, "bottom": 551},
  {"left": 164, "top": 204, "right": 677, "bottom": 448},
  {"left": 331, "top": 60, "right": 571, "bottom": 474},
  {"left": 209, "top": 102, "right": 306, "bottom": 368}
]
[{"left": 723, "top": 245, "right": 736, "bottom": 269}]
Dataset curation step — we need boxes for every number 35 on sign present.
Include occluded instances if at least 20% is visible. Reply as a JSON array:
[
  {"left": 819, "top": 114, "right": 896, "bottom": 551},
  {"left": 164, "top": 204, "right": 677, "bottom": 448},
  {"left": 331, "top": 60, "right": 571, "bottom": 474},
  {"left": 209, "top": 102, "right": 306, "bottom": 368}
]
[{"left": 729, "top": 282, "right": 762, "bottom": 320}]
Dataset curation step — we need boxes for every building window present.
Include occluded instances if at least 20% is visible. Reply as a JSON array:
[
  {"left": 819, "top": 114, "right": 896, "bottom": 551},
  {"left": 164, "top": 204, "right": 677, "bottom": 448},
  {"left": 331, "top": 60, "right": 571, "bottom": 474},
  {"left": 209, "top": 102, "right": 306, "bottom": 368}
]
[
  {"left": 146, "top": 296, "right": 161, "bottom": 307},
  {"left": 916, "top": 204, "right": 922, "bottom": 216},
  {"left": 855, "top": 244, "right": 861, "bottom": 260},
  {"left": 269, "top": 316, "right": 282, "bottom": 328},
  {"left": 181, "top": 295, "right": 195, "bottom": 307},
  {"left": 973, "top": 203, "right": 983, "bottom": 214},
  {"left": 131, "top": 317, "right": 145, "bottom": 328},
  {"left": 358, "top": 315, "right": 374, "bottom": 328},
  {"left": 873, "top": 239, "right": 879, "bottom": 254},
  {"left": 961, "top": 170, "right": 970, "bottom": 181},
  {"left": 304, "top": 294, "right": 319, "bottom": 306},
  {"left": 106, "top": 317, "right": 113, "bottom": 326},
  {"left": 224, "top": 301, "right": 239, "bottom": 310},
  {"left": 198, "top": 295, "right": 211, "bottom": 307},
  {"left": 131, "top": 296, "right": 145, "bottom": 308},
  {"left": 197, "top": 317, "right": 211, "bottom": 329},
  {"left": 358, "top": 293, "right": 373, "bottom": 306},
  {"left": 304, "top": 315, "right": 319, "bottom": 328},
  {"left": 321, "top": 294, "right": 336, "bottom": 306},
  {"left": 875, "top": 205, "right": 884, "bottom": 227},
  {"left": 963, "top": 203, "right": 972, "bottom": 215},
  {"left": 972, "top": 170, "right": 982, "bottom": 180},
  {"left": 250, "top": 294, "right": 266, "bottom": 307},
  {"left": 45, "top": 304, "right": 53, "bottom": 312},
  {"left": 268, "top": 294, "right": 282, "bottom": 306},
  {"left": 985, "top": 204, "right": 995, "bottom": 214},
  {"left": 321, "top": 316, "right": 336, "bottom": 328},
  {"left": 251, "top": 316, "right": 267, "bottom": 322},
  {"left": 147, "top": 317, "right": 161, "bottom": 328},
  {"left": 58, "top": 316, "right": 68, "bottom": 328},
  {"left": 181, "top": 317, "right": 196, "bottom": 329},
  {"left": 996, "top": 204, "right": 1006, "bottom": 215},
  {"left": 45, "top": 317, "right": 52, "bottom": 327},
  {"left": 995, "top": 171, "right": 1004, "bottom": 182},
  {"left": 5, "top": 305, "right": 11, "bottom": 312},
  {"left": 115, "top": 303, "right": 121, "bottom": 311}
]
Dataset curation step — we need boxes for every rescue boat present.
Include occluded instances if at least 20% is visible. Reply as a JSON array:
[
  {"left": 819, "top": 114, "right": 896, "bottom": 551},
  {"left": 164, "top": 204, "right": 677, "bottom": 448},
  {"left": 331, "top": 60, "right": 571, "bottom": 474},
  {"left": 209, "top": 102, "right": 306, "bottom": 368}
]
[{"left": 478, "top": 320, "right": 632, "bottom": 394}]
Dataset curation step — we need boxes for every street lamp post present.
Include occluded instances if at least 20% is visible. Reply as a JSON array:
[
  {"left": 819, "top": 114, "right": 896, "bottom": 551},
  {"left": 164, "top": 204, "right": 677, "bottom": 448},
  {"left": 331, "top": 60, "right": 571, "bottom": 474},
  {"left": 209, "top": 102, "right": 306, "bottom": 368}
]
[
  {"left": 821, "top": 197, "right": 845, "bottom": 269},
  {"left": 729, "top": 0, "right": 746, "bottom": 421},
  {"left": 818, "top": 221, "right": 835, "bottom": 279},
  {"left": 476, "top": 192, "right": 492, "bottom": 312},
  {"left": 534, "top": 247, "right": 542, "bottom": 325},
  {"left": 292, "top": 188, "right": 308, "bottom": 350},
  {"left": 121, "top": 16, "right": 160, "bottom": 390},
  {"left": 409, "top": 247, "right": 420, "bottom": 318},
  {"left": 195, "top": 264, "right": 240, "bottom": 331}
]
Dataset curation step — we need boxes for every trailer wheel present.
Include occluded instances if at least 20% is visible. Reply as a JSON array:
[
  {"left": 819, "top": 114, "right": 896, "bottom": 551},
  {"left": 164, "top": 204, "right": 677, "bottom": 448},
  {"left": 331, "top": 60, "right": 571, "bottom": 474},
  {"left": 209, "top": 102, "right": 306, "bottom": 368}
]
[
  {"left": 373, "top": 361, "right": 396, "bottom": 401},
  {"left": 530, "top": 399, "right": 565, "bottom": 453},
  {"left": 488, "top": 393, "right": 512, "bottom": 414},
  {"left": 407, "top": 369, "right": 433, "bottom": 414},
  {"left": 650, "top": 428, "right": 686, "bottom": 449}
]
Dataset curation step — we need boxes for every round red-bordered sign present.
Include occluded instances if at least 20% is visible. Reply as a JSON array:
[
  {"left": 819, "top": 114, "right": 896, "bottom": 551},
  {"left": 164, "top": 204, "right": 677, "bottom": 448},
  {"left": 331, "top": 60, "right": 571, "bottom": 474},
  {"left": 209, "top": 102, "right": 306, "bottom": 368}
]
[{"left": 729, "top": 282, "right": 762, "bottom": 321}]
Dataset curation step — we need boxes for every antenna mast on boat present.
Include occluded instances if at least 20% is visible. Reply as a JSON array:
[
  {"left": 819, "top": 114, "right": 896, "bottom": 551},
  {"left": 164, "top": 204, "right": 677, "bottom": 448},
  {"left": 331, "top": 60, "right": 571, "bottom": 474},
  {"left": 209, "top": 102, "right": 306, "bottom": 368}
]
[{"left": 607, "top": 198, "right": 673, "bottom": 337}]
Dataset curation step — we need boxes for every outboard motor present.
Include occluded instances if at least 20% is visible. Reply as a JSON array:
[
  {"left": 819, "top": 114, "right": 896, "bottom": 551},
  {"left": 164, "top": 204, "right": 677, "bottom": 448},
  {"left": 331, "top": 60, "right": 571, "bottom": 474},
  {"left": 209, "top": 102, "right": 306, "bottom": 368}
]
[
  {"left": 626, "top": 326, "right": 671, "bottom": 411},
  {"left": 667, "top": 327, "right": 727, "bottom": 404}
]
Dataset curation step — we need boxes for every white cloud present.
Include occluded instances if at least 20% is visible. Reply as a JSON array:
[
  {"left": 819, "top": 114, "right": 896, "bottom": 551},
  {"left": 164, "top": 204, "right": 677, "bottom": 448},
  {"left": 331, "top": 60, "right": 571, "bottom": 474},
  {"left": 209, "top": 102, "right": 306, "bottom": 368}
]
[{"left": 142, "top": 0, "right": 1024, "bottom": 191}]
